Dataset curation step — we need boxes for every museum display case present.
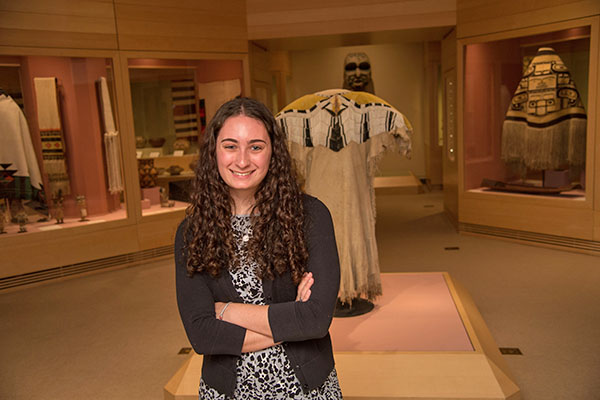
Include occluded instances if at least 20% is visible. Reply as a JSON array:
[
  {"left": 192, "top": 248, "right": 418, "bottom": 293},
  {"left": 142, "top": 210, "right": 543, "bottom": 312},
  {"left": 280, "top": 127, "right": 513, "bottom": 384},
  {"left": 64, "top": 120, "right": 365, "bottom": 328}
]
[
  {"left": 124, "top": 56, "right": 246, "bottom": 216},
  {"left": 0, "top": 53, "right": 127, "bottom": 235},
  {"left": 457, "top": 16, "right": 599, "bottom": 244},
  {"left": 463, "top": 26, "right": 591, "bottom": 196}
]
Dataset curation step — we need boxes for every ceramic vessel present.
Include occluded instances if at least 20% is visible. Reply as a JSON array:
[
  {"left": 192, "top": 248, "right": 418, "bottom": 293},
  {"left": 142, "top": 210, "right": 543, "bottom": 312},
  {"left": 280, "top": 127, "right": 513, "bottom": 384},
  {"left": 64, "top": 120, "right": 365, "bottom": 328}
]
[
  {"left": 168, "top": 165, "right": 184, "bottom": 175},
  {"left": 148, "top": 137, "right": 166, "bottom": 147},
  {"left": 138, "top": 159, "right": 158, "bottom": 188}
]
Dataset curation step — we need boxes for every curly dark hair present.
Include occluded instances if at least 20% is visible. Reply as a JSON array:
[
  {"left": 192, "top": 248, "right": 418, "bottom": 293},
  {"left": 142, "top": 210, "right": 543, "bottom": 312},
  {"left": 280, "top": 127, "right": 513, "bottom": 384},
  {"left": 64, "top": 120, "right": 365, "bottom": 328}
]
[{"left": 184, "top": 97, "right": 308, "bottom": 284}]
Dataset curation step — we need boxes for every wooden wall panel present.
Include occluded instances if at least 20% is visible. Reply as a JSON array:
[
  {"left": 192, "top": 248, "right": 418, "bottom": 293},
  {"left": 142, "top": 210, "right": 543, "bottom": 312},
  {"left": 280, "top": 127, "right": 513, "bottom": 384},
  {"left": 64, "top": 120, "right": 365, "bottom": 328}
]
[
  {"left": 0, "top": 0, "right": 118, "bottom": 49},
  {"left": 424, "top": 41, "right": 443, "bottom": 186},
  {"left": 137, "top": 212, "right": 185, "bottom": 251},
  {"left": 457, "top": 0, "right": 600, "bottom": 39},
  {"left": 246, "top": 0, "right": 456, "bottom": 40},
  {"left": 460, "top": 195, "right": 594, "bottom": 240},
  {"left": 114, "top": 0, "right": 248, "bottom": 52},
  {"left": 1, "top": 223, "right": 139, "bottom": 277},
  {"left": 248, "top": 42, "right": 275, "bottom": 111},
  {"left": 595, "top": 22, "right": 600, "bottom": 241},
  {"left": 442, "top": 29, "right": 458, "bottom": 226}
]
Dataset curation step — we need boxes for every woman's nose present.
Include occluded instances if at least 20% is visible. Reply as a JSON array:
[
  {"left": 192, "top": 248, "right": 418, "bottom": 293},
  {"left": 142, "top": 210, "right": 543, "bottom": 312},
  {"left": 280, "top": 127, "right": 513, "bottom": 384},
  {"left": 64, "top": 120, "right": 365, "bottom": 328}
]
[{"left": 235, "top": 150, "right": 249, "bottom": 167}]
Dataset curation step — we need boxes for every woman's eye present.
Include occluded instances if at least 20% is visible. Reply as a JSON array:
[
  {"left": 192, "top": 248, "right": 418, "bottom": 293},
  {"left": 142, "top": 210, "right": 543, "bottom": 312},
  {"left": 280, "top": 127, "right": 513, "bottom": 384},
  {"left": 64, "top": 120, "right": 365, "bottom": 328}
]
[
  {"left": 251, "top": 145, "right": 263, "bottom": 151},
  {"left": 223, "top": 144, "right": 236, "bottom": 150}
]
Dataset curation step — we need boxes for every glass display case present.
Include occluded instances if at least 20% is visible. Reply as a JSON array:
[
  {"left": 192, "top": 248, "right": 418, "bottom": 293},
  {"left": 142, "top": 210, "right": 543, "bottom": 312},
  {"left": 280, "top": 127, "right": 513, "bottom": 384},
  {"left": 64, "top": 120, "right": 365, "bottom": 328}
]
[
  {"left": 0, "top": 54, "right": 126, "bottom": 235},
  {"left": 462, "top": 26, "right": 591, "bottom": 198},
  {"left": 126, "top": 58, "right": 245, "bottom": 216}
]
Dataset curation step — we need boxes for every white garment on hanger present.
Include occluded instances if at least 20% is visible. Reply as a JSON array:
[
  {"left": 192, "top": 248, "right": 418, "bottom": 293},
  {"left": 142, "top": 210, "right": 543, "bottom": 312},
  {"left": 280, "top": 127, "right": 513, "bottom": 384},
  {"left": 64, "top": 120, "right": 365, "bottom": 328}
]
[{"left": 0, "top": 94, "right": 43, "bottom": 190}]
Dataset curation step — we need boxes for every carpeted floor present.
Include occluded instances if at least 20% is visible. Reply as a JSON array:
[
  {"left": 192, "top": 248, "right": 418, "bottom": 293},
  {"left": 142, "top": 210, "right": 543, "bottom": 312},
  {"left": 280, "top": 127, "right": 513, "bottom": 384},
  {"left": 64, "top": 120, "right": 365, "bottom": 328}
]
[{"left": 1, "top": 190, "right": 599, "bottom": 399}]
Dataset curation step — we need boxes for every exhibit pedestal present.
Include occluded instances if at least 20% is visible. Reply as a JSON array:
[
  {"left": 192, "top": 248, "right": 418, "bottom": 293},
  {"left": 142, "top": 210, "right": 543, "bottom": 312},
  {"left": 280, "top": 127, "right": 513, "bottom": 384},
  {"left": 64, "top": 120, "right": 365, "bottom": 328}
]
[{"left": 164, "top": 273, "right": 520, "bottom": 400}]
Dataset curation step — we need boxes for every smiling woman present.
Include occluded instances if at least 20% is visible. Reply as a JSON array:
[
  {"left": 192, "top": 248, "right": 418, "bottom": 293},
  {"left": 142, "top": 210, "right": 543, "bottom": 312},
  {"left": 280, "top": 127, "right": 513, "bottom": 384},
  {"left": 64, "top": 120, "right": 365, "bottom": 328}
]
[{"left": 175, "top": 97, "right": 343, "bottom": 399}]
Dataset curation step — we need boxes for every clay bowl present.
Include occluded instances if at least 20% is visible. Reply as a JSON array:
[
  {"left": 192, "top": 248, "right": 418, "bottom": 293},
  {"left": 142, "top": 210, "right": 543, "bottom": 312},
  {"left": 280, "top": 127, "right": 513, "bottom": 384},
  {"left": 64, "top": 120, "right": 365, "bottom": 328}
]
[{"left": 148, "top": 137, "right": 166, "bottom": 147}]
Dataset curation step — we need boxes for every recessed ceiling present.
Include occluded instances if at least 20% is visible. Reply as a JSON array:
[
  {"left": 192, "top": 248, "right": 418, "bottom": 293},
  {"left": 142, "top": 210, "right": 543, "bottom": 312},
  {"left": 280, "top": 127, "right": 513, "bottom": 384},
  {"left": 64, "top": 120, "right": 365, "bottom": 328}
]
[{"left": 252, "top": 26, "right": 454, "bottom": 51}]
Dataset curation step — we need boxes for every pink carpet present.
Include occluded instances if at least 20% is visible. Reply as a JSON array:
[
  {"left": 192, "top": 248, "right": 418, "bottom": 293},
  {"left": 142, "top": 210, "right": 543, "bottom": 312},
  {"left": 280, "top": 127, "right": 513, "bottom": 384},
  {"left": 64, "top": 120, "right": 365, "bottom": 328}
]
[{"left": 330, "top": 273, "right": 473, "bottom": 352}]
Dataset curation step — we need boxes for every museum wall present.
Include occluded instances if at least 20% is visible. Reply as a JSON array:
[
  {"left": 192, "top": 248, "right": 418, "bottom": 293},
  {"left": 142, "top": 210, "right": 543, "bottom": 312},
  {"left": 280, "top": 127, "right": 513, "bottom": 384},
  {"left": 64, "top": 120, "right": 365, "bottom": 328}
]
[{"left": 288, "top": 43, "right": 427, "bottom": 178}]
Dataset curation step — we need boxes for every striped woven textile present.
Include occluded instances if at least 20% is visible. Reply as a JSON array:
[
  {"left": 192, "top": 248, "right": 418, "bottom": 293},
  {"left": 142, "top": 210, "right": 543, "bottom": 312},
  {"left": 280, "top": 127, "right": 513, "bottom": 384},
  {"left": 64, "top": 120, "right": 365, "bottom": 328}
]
[
  {"left": 171, "top": 79, "right": 198, "bottom": 138},
  {"left": 34, "top": 77, "right": 71, "bottom": 196}
]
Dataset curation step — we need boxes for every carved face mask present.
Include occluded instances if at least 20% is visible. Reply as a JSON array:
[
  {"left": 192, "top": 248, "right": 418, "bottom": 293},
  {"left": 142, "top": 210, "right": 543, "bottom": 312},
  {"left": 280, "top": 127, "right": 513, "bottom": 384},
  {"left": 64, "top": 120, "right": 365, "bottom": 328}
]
[{"left": 343, "top": 53, "right": 372, "bottom": 92}]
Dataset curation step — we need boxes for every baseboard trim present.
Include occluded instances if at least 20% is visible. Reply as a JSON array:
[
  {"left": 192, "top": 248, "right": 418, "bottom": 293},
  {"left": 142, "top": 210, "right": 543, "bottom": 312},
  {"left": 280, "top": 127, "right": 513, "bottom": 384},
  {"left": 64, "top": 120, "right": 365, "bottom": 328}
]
[
  {"left": 460, "top": 223, "right": 600, "bottom": 254},
  {"left": 0, "top": 245, "right": 174, "bottom": 291}
]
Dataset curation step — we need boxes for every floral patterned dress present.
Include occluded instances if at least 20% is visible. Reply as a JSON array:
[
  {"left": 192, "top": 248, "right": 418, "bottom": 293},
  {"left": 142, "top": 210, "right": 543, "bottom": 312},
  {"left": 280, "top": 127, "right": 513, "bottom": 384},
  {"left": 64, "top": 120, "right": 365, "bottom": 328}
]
[{"left": 199, "top": 215, "right": 342, "bottom": 399}]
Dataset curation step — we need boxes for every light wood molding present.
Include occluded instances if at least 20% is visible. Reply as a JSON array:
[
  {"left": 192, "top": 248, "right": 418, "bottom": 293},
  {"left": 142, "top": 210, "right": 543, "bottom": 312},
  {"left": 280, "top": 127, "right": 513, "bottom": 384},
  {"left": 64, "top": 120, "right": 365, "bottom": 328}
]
[
  {"left": 457, "top": 0, "right": 600, "bottom": 39},
  {"left": 246, "top": 0, "right": 456, "bottom": 40},
  {"left": 0, "top": 0, "right": 118, "bottom": 49}
]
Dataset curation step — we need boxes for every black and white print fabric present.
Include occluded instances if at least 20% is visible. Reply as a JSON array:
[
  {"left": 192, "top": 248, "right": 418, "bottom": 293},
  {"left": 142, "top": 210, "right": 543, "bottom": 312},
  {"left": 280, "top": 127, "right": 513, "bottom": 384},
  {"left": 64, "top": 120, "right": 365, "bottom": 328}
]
[{"left": 199, "top": 215, "right": 342, "bottom": 399}]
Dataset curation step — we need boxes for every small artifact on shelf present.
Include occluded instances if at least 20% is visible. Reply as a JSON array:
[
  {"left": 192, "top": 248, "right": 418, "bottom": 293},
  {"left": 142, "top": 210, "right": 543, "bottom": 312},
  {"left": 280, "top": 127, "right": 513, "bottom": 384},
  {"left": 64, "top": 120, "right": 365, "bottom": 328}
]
[
  {"left": 159, "top": 187, "right": 175, "bottom": 208},
  {"left": 148, "top": 137, "right": 166, "bottom": 148},
  {"left": 135, "top": 136, "right": 146, "bottom": 149},
  {"left": 52, "top": 191, "right": 65, "bottom": 224},
  {"left": 481, "top": 178, "right": 581, "bottom": 195},
  {"left": 76, "top": 195, "right": 89, "bottom": 222},
  {"left": 168, "top": 165, "right": 184, "bottom": 176},
  {"left": 16, "top": 210, "right": 28, "bottom": 233},
  {"left": 173, "top": 138, "right": 191, "bottom": 153}
]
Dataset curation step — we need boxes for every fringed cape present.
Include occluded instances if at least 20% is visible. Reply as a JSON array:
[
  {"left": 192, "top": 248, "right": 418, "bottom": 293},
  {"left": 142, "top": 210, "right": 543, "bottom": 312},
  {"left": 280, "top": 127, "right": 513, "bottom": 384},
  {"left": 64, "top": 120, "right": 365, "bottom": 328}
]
[{"left": 501, "top": 47, "right": 587, "bottom": 173}]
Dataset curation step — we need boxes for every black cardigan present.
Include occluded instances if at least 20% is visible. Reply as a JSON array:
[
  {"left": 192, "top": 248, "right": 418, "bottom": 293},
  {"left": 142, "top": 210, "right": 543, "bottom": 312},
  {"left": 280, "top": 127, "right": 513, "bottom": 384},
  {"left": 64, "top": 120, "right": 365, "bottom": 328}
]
[{"left": 175, "top": 194, "right": 341, "bottom": 396}]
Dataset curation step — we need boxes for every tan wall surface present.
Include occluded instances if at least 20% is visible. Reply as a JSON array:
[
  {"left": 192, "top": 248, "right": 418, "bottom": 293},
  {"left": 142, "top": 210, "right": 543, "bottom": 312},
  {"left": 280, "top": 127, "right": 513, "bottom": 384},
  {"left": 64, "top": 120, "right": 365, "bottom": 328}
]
[
  {"left": 247, "top": 0, "right": 456, "bottom": 40},
  {"left": 0, "top": 0, "right": 118, "bottom": 49},
  {"left": 288, "top": 43, "right": 427, "bottom": 178}
]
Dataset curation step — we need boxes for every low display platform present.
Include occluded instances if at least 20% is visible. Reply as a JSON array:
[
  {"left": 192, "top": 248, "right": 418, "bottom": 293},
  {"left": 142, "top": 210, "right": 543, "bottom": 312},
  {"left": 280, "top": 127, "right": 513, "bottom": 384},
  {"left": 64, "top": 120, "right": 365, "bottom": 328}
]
[
  {"left": 373, "top": 172, "right": 424, "bottom": 194},
  {"left": 164, "top": 272, "right": 520, "bottom": 400}
]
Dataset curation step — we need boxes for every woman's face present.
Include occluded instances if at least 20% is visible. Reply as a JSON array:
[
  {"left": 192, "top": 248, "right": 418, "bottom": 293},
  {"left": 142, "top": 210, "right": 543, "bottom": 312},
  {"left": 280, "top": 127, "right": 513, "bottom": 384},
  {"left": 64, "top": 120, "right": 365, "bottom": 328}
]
[{"left": 216, "top": 115, "right": 272, "bottom": 199}]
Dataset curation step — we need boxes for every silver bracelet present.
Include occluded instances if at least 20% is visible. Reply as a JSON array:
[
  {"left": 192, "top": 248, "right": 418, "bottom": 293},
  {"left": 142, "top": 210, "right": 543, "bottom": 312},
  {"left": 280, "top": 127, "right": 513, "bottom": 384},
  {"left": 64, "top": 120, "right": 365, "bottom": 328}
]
[{"left": 218, "top": 302, "right": 232, "bottom": 320}]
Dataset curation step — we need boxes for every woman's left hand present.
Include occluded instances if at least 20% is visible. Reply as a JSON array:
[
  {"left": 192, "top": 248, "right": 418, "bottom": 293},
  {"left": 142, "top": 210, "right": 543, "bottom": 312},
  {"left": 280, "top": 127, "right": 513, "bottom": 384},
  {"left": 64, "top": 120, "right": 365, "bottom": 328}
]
[{"left": 295, "top": 272, "right": 314, "bottom": 302}]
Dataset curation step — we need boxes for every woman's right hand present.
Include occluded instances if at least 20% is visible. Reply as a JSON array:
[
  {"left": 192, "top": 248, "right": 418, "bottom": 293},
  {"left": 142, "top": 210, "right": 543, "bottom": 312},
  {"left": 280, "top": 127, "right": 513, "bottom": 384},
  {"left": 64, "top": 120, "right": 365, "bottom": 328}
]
[{"left": 295, "top": 272, "right": 314, "bottom": 302}]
